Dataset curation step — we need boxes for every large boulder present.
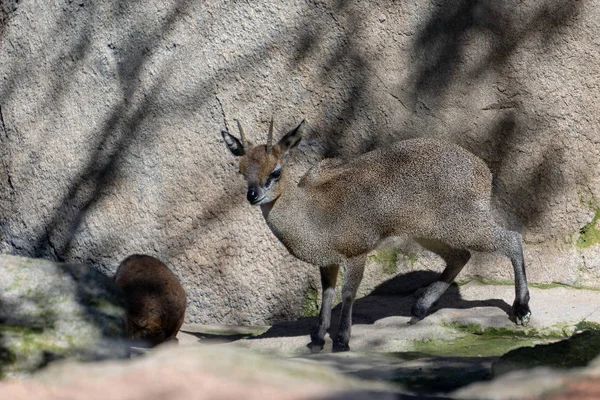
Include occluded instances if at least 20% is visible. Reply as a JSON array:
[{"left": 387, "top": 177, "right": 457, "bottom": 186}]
[
  {"left": 0, "top": 254, "right": 128, "bottom": 379},
  {"left": 0, "top": 0, "right": 598, "bottom": 326}
]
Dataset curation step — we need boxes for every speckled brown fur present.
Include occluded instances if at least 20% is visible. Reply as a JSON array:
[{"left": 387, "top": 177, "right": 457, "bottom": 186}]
[
  {"left": 114, "top": 255, "right": 187, "bottom": 347},
  {"left": 222, "top": 120, "right": 531, "bottom": 353}
]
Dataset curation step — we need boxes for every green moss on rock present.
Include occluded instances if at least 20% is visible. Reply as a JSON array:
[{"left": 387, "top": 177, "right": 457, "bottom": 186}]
[
  {"left": 0, "top": 337, "right": 17, "bottom": 380},
  {"left": 456, "top": 277, "right": 513, "bottom": 287},
  {"left": 577, "top": 209, "right": 600, "bottom": 248},
  {"left": 406, "top": 253, "right": 418, "bottom": 266},
  {"left": 447, "top": 322, "right": 570, "bottom": 339},
  {"left": 412, "top": 336, "right": 538, "bottom": 358},
  {"left": 409, "top": 321, "right": 583, "bottom": 359},
  {"left": 575, "top": 320, "right": 600, "bottom": 331},
  {"left": 529, "top": 282, "right": 573, "bottom": 290},
  {"left": 301, "top": 287, "right": 320, "bottom": 317},
  {"left": 0, "top": 324, "right": 73, "bottom": 377},
  {"left": 368, "top": 249, "right": 398, "bottom": 275}
]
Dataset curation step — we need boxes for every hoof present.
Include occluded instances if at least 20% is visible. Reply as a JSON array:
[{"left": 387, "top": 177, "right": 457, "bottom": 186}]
[
  {"left": 410, "top": 303, "right": 427, "bottom": 324},
  {"left": 513, "top": 301, "right": 532, "bottom": 326},
  {"left": 332, "top": 341, "right": 350, "bottom": 353},
  {"left": 307, "top": 339, "right": 325, "bottom": 354},
  {"left": 517, "top": 311, "right": 532, "bottom": 326}
]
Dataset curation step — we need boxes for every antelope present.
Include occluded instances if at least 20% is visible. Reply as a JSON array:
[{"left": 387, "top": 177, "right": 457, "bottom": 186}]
[
  {"left": 114, "top": 255, "right": 187, "bottom": 347},
  {"left": 221, "top": 119, "right": 531, "bottom": 352}
]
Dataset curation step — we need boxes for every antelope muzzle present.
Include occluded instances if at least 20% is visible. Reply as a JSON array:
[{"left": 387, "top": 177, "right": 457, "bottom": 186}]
[{"left": 246, "top": 186, "right": 263, "bottom": 205}]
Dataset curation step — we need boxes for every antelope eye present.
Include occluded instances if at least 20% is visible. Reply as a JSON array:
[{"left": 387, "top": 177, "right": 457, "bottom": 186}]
[
  {"left": 269, "top": 169, "right": 281, "bottom": 180},
  {"left": 265, "top": 168, "right": 282, "bottom": 188}
]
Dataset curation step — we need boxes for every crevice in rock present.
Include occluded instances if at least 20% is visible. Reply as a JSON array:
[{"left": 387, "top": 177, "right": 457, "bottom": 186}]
[
  {"left": 0, "top": 105, "right": 6, "bottom": 135},
  {"left": 0, "top": 105, "right": 14, "bottom": 192},
  {"left": 216, "top": 95, "right": 231, "bottom": 133}
]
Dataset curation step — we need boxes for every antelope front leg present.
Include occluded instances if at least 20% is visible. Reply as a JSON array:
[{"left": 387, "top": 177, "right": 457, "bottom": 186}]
[
  {"left": 333, "top": 256, "right": 366, "bottom": 353},
  {"left": 308, "top": 265, "right": 339, "bottom": 353}
]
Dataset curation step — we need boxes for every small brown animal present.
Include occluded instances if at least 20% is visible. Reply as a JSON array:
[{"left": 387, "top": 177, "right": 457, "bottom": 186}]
[
  {"left": 221, "top": 119, "right": 531, "bottom": 353},
  {"left": 114, "top": 255, "right": 187, "bottom": 347}
]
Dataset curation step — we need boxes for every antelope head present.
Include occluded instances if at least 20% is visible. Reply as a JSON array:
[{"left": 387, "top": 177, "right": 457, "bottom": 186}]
[{"left": 222, "top": 119, "right": 304, "bottom": 205}]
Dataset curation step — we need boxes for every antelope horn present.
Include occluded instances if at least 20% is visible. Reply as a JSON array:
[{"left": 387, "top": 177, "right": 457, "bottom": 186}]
[
  {"left": 266, "top": 117, "right": 274, "bottom": 153},
  {"left": 236, "top": 119, "right": 247, "bottom": 148}
]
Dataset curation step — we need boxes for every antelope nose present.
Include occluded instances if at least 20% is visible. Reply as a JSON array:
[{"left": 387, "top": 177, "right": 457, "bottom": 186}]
[{"left": 247, "top": 187, "right": 261, "bottom": 204}]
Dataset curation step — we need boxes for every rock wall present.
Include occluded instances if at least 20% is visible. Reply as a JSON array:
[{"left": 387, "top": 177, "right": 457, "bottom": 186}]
[{"left": 0, "top": 0, "right": 599, "bottom": 325}]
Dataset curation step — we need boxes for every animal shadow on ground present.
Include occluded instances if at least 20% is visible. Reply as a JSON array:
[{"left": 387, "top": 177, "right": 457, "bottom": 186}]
[
  {"left": 253, "top": 271, "right": 513, "bottom": 340},
  {"left": 177, "top": 331, "right": 251, "bottom": 345}
]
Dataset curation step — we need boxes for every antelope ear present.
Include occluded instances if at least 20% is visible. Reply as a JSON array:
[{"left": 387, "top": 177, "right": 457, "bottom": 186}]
[
  {"left": 278, "top": 120, "right": 305, "bottom": 154},
  {"left": 221, "top": 130, "right": 245, "bottom": 156}
]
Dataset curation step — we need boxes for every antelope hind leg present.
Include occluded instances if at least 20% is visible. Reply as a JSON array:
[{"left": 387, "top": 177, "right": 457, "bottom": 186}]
[
  {"left": 493, "top": 227, "right": 531, "bottom": 325},
  {"left": 410, "top": 240, "right": 471, "bottom": 324}
]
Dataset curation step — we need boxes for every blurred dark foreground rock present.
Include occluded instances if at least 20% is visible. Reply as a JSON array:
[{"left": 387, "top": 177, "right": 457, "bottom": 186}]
[
  {"left": 493, "top": 329, "right": 600, "bottom": 376},
  {"left": 0, "top": 343, "right": 403, "bottom": 400},
  {"left": 0, "top": 254, "right": 129, "bottom": 379},
  {"left": 1, "top": 337, "right": 600, "bottom": 400},
  {"left": 454, "top": 355, "right": 600, "bottom": 400}
]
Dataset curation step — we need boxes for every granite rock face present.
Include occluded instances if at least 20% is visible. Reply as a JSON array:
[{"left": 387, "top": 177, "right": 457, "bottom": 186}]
[
  {"left": 0, "top": 255, "right": 128, "bottom": 379},
  {"left": 0, "top": 0, "right": 599, "bottom": 325}
]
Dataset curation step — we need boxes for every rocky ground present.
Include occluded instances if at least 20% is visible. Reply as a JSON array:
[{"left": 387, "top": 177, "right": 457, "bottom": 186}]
[
  {"left": 177, "top": 281, "right": 600, "bottom": 398},
  {"left": 2, "top": 278, "right": 599, "bottom": 399}
]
